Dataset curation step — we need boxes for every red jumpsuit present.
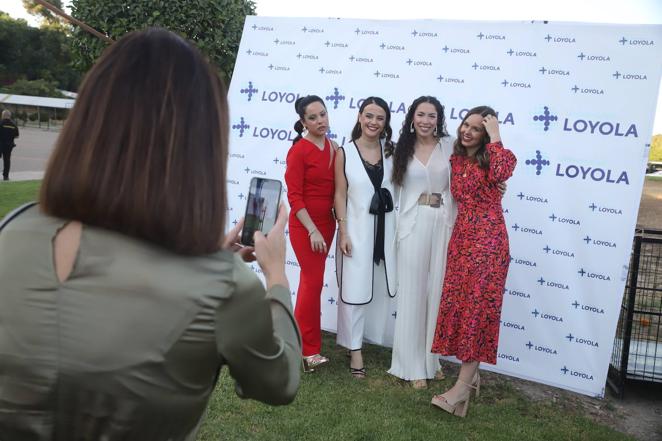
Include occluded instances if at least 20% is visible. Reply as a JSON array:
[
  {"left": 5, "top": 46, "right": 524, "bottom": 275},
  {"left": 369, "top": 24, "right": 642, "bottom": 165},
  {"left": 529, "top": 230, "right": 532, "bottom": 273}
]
[{"left": 285, "top": 138, "right": 335, "bottom": 356}]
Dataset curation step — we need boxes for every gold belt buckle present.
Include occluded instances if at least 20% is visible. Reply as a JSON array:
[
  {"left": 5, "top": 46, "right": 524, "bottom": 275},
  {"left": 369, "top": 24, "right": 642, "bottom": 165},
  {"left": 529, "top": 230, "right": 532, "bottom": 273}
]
[{"left": 429, "top": 193, "right": 442, "bottom": 208}]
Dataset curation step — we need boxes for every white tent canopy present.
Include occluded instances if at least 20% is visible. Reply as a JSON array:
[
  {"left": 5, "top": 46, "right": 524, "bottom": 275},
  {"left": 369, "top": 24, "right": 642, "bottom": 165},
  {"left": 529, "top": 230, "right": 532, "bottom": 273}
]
[{"left": 0, "top": 93, "right": 75, "bottom": 109}]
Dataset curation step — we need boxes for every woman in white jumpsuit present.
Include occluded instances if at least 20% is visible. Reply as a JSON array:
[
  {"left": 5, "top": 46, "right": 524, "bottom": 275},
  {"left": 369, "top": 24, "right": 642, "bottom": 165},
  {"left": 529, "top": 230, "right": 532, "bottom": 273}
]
[{"left": 387, "top": 96, "right": 456, "bottom": 389}]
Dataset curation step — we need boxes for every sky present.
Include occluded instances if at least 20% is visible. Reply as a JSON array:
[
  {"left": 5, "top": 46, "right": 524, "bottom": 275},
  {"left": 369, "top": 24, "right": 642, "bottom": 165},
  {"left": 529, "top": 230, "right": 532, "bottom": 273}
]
[{"left": 4, "top": 0, "right": 662, "bottom": 134}]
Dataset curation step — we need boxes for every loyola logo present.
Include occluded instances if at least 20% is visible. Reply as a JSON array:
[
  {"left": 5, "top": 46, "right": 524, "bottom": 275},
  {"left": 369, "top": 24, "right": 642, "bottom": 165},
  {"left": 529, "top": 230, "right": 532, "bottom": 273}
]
[
  {"left": 232, "top": 117, "right": 250, "bottom": 137},
  {"left": 240, "top": 81, "right": 258, "bottom": 101},
  {"left": 525, "top": 150, "right": 550, "bottom": 175},
  {"left": 533, "top": 107, "right": 558, "bottom": 131},
  {"left": 325, "top": 87, "right": 345, "bottom": 109}
]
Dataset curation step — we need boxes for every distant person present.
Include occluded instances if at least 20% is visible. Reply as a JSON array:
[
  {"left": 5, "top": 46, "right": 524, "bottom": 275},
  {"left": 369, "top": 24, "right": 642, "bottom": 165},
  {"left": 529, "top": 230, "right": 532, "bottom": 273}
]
[
  {"left": 0, "top": 28, "right": 301, "bottom": 441},
  {"left": 0, "top": 109, "right": 19, "bottom": 181}
]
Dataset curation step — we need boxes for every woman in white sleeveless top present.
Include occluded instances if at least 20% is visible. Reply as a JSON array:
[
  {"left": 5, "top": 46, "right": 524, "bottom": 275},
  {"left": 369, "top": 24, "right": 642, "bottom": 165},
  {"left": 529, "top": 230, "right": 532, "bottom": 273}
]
[
  {"left": 334, "top": 97, "right": 397, "bottom": 378},
  {"left": 388, "top": 96, "right": 457, "bottom": 389}
]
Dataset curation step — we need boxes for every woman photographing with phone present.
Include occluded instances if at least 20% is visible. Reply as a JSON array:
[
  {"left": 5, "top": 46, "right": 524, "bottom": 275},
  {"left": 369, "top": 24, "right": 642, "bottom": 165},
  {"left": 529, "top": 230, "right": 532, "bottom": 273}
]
[
  {"left": 0, "top": 28, "right": 301, "bottom": 440},
  {"left": 285, "top": 95, "right": 337, "bottom": 372}
]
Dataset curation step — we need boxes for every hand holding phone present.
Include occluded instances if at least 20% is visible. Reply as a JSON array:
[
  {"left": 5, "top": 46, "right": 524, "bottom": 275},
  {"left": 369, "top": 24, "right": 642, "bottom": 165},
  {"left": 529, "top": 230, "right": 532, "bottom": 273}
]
[{"left": 240, "top": 177, "right": 283, "bottom": 247}]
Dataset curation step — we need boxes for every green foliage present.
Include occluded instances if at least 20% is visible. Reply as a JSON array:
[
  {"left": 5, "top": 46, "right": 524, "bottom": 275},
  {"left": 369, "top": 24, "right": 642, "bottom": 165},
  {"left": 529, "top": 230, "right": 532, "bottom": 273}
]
[
  {"left": 69, "top": 0, "right": 256, "bottom": 82},
  {"left": 0, "top": 11, "right": 80, "bottom": 91},
  {"left": 2, "top": 78, "right": 65, "bottom": 98},
  {"left": 21, "top": 0, "right": 69, "bottom": 31},
  {"left": 650, "top": 135, "right": 662, "bottom": 162}
]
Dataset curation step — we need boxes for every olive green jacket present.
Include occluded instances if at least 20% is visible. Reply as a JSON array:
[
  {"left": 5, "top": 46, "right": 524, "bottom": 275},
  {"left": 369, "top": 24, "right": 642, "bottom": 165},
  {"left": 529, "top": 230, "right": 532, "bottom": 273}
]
[{"left": 0, "top": 206, "right": 301, "bottom": 440}]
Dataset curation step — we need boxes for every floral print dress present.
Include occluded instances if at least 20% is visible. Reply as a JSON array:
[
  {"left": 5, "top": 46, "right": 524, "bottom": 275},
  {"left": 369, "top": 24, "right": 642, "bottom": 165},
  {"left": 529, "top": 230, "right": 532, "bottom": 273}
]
[{"left": 431, "top": 142, "right": 517, "bottom": 364}]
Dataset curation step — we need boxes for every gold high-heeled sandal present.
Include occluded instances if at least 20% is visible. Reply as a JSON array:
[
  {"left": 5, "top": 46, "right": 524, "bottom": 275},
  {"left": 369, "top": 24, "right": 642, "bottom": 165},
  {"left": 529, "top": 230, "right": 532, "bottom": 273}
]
[
  {"left": 472, "top": 371, "right": 481, "bottom": 398},
  {"left": 302, "top": 354, "right": 329, "bottom": 373},
  {"left": 430, "top": 379, "right": 477, "bottom": 418}
]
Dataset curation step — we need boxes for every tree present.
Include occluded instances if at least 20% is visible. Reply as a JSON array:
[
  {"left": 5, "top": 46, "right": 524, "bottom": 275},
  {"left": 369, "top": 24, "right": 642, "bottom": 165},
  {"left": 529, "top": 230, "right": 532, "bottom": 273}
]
[
  {"left": 1, "top": 78, "right": 65, "bottom": 98},
  {"left": 22, "top": 0, "right": 69, "bottom": 31},
  {"left": 650, "top": 135, "right": 662, "bottom": 162},
  {"left": 69, "top": 0, "right": 256, "bottom": 82},
  {"left": 0, "top": 12, "right": 80, "bottom": 90}
]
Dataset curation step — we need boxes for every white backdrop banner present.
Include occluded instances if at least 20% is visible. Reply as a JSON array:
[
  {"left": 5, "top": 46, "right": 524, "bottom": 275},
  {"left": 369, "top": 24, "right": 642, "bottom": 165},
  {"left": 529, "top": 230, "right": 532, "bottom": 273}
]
[{"left": 226, "top": 16, "right": 662, "bottom": 397}]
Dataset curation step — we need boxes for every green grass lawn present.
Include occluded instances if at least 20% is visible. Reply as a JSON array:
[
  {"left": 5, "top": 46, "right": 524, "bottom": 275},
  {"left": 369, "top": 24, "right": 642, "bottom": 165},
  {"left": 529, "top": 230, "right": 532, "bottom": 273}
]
[
  {"left": 0, "top": 180, "right": 634, "bottom": 440},
  {"left": 0, "top": 180, "right": 40, "bottom": 218},
  {"left": 198, "top": 333, "right": 631, "bottom": 441}
]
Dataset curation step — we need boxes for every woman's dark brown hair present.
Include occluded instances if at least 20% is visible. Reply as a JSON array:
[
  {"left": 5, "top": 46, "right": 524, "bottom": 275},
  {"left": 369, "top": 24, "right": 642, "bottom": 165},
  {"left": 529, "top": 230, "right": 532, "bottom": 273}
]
[
  {"left": 40, "top": 28, "right": 229, "bottom": 255},
  {"left": 392, "top": 96, "right": 448, "bottom": 186},
  {"left": 350, "top": 96, "right": 394, "bottom": 157},
  {"left": 453, "top": 106, "right": 496, "bottom": 170}
]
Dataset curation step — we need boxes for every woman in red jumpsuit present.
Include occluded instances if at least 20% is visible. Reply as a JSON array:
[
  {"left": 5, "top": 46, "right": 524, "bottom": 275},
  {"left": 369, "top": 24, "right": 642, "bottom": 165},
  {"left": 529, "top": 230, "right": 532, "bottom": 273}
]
[
  {"left": 431, "top": 106, "right": 517, "bottom": 417},
  {"left": 285, "top": 95, "right": 336, "bottom": 371}
]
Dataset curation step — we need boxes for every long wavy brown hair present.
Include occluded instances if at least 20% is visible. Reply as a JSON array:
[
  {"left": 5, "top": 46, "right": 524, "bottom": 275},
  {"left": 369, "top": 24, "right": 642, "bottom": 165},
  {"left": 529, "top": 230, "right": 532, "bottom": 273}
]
[
  {"left": 392, "top": 96, "right": 448, "bottom": 186},
  {"left": 453, "top": 106, "right": 497, "bottom": 170}
]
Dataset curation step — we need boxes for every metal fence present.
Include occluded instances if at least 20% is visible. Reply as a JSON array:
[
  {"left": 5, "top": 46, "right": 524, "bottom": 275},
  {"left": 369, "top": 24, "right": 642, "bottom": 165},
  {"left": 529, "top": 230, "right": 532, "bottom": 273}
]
[{"left": 608, "top": 228, "right": 662, "bottom": 398}]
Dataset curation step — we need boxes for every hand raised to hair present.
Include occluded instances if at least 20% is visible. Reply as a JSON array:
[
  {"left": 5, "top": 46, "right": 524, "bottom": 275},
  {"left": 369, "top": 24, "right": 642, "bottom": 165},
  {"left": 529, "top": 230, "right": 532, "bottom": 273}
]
[{"left": 482, "top": 114, "right": 502, "bottom": 143}]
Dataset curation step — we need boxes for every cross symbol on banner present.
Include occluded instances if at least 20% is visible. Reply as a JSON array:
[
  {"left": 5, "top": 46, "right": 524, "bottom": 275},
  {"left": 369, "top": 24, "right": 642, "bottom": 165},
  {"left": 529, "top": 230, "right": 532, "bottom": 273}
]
[
  {"left": 501, "top": 80, "right": 509, "bottom": 87},
  {"left": 572, "top": 300, "right": 580, "bottom": 308},
  {"left": 544, "top": 34, "right": 552, "bottom": 42},
  {"left": 537, "top": 277, "right": 545, "bottom": 285},
  {"left": 240, "top": 81, "right": 258, "bottom": 101},
  {"left": 511, "top": 224, "right": 520, "bottom": 231},
  {"left": 566, "top": 334, "right": 574, "bottom": 342},
  {"left": 571, "top": 85, "right": 579, "bottom": 93},
  {"left": 533, "top": 107, "right": 558, "bottom": 131},
  {"left": 526, "top": 341, "right": 534, "bottom": 349},
  {"left": 539, "top": 66, "right": 547, "bottom": 74},
  {"left": 619, "top": 36, "right": 628, "bottom": 45},
  {"left": 437, "top": 75, "right": 444, "bottom": 82},
  {"left": 532, "top": 309, "right": 540, "bottom": 317},
  {"left": 543, "top": 246, "right": 551, "bottom": 253},
  {"left": 578, "top": 268, "right": 586, "bottom": 277},
  {"left": 577, "top": 52, "right": 586, "bottom": 60},
  {"left": 549, "top": 214, "right": 557, "bottom": 222},
  {"left": 232, "top": 117, "right": 250, "bottom": 137},
  {"left": 561, "top": 366, "right": 569, "bottom": 374},
  {"left": 589, "top": 203, "right": 597, "bottom": 211},
  {"left": 613, "top": 71, "right": 621, "bottom": 79},
  {"left": 525, "top": 150, "right": 551, "bottom": 174},
  {"left": 442, "top": 45, "right": 449, "bottom": 52},
  {"left": 517, "top": 192, "right": 525, "bottom": 199},
  {"left": 380, "top": 43, "right": 386, "bottom": 49},
  {"left": 507, "top": 48, "right": 514, "bottom": 56},
  {"left": 477, "top": 32, "right": 485, "bottom": 39},
  {"left": 326, "top": 88, "right": 345, "bottom": 109},
  {"left": 583, "top": 235, "right": 592, "bottom": 244}
]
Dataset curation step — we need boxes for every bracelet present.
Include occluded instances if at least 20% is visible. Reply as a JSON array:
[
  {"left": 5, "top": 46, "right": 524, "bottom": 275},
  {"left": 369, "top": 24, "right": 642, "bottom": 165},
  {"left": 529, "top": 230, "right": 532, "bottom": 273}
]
[{"left": 308, "top": 229, "right": 318, "bottom": 237}]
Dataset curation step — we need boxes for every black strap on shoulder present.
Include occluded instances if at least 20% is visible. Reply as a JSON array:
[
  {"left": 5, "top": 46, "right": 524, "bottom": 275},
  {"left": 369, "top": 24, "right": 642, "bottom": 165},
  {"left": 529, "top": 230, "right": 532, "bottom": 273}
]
[{"left": 0, "top": 201, "right": 37, "bottom": 232}]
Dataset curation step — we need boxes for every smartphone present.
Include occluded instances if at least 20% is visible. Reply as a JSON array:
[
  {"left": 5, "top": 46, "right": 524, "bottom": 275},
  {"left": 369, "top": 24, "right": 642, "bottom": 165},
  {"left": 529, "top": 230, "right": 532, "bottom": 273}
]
[{"left": 240, "top": 177, "right": 283, "bottom": 246}]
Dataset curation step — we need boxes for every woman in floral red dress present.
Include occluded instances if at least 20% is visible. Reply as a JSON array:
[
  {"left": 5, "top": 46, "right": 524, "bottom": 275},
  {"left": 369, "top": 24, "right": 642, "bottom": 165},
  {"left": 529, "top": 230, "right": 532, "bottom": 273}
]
[{"left": 431, "top": 106, "right": 516, "bottom": 417}]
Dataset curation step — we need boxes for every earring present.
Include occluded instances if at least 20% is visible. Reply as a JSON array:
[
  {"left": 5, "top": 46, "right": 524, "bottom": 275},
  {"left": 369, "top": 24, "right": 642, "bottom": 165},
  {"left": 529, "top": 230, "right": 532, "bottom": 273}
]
[
  {"left": 434, "top": 126, "right": 438, "bottom": 137},
  {"left": 410, "top": 122, "right": 415, "bottom": 133}
]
